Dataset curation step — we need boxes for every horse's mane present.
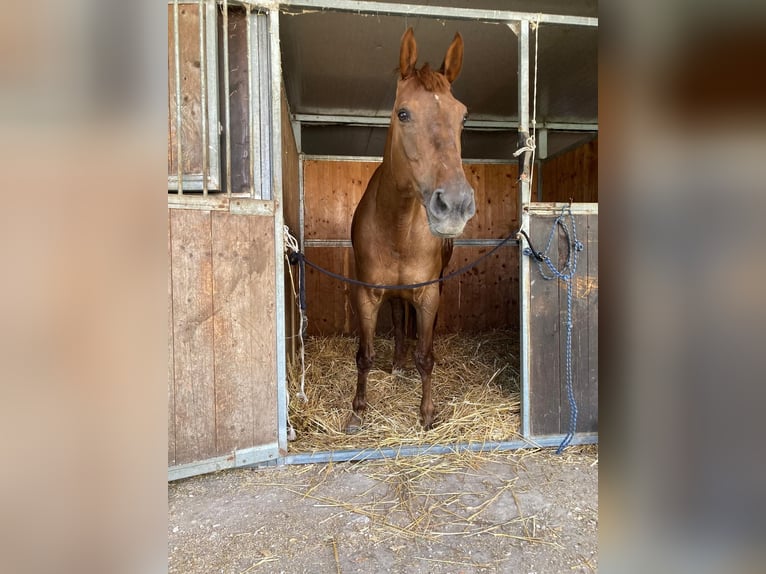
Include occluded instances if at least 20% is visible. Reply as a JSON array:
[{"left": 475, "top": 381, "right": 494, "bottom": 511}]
[{"left": 404, "top": 63, "right": 450, "bottom": 92}]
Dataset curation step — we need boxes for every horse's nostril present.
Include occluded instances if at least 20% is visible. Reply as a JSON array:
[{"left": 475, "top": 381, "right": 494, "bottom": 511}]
[{"left": 430, "top": 189, "right": 450, "bottom": 219}]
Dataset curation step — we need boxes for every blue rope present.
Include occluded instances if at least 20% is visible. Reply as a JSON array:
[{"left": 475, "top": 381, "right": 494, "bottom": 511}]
[{"left": 522, "top": 206, "right": 584, "bottom": 454}]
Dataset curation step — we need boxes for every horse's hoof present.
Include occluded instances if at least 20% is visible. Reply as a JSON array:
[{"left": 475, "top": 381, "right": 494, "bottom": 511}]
[
  {"left": 392, "top": 366, "right": 405, "bottom": 377},
  {"left": 345, "top": 413, "right": 363, "bottom": 434}
]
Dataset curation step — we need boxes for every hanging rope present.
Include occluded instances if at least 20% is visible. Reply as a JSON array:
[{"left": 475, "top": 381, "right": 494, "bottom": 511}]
[
  {"left": 283, "top": 226, "right": 308, "bottom": 442},
  {"left": 522, "top": 205, "right": 584, "bottom": 453}
]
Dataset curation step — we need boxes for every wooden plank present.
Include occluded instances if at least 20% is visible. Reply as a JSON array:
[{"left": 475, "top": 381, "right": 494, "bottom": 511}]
[
  {"left": 528, "top": 214, "right": 561, "bottom": 436},
  {"left": 281, "top": 86, "right": 301, "bottom": 362},
  {"left": 438, "top": 246, "right": 518, "bottom": 332},
  {"left": 170, "top": 209, "right": 216, "bottom": 464},
  {"left": 462, "top": 163, "right": 519, "bottom": 239},
  {"left": 168, "top": 210, "right": 176, "bottom": 466},
  {"left": 168, "top": 3, "right": 204, "bottom": 178},
  {"left": 540, "top": 138, "right": 598, "bottom": 203},
  {"left": 303, "top": 160, "right": 377, "bottom": 240},
  {"left": 212, "top": 213, "right": 278, "bottom": 448},
  {"left": 581, "top": 214, "right": 598, "bottom": 432},
  {"left": 304, "top": 246, "right": 355, "bottom": 335},
  {"left": 555, "top": 213, "right": 598, "bottom": 433},
  {"left": 211, "top": 212, "right": 258, "bottom": 453}
]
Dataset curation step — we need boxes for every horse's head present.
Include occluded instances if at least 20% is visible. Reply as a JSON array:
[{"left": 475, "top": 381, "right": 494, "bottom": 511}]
[{"left": 389, "top": 27, "right": 476, "bottom": 238}]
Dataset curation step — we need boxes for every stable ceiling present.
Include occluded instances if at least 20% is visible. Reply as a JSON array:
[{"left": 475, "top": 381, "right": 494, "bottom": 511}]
[{"left": 279, "top": 0, "right": 598, "bottom": 158}]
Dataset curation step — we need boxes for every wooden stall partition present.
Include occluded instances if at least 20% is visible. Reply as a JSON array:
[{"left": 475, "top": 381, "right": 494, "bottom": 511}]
[
  {"left": 540, "top": 137, "right": 598, "bottom": 203},
  {"left": 525, "top": 206, "right": 598, "bottom": 436},
  {"left": 281, "top": 87, "right": 301, "bottom": 363},
  {"left": 168, "top": 209, "right": 279, "bottom": 478},
  {"left": 301, "top": 159, "right": 520, "bottom": 335}
]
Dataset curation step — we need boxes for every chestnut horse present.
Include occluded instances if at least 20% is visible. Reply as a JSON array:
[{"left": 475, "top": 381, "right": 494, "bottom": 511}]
[{"left": 347, "top": 28, "right": 476, "bottom": 432}]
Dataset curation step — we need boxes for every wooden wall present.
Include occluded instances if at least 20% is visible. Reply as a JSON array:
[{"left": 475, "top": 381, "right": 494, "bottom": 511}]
[
  {"left": 540, "top": 137, "right": 598, "bottom": 203},
  {"left": 168, "top": 209, "right": 278, "bottom": 467},
  {"left": 302, "top": 160, "right": 520, "bottom": 335},
  {"left": 527, "top": 211, "right": 598, "bottom": 435},
  {"left": 281, "top": 87, "right": 301, "bottom": 362}
]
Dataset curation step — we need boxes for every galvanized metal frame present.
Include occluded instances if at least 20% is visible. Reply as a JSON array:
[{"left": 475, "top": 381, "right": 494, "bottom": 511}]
[{"left": 279, "top": 2, "right": 598, "bottom": 462}]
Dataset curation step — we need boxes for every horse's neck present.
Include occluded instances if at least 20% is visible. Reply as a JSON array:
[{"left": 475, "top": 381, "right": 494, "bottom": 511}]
[{"left": 375, "top": 161, "right": 427, "bottom": 238}]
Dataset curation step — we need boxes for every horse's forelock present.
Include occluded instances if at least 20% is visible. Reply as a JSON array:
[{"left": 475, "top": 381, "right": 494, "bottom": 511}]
[{"left": 405, "top": 63, "right": 450, "bottom": 92}]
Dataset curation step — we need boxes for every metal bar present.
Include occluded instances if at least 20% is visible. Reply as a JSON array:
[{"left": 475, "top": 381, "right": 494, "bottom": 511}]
[
  {"left": 280, "top": 434, "right": 598, "bottom": 466},
  {"left": 275, "top": 0, "right": 598, "bottom": 27},
  {"left": 294, "top": 113, "right": 597, "bottom": 132},
  {"left": 199, "top": 0, "right": 208, "bottom": 195},
  {"left": 258, "top": 13, "right": 273, "bottom": 200},
  {"left": 173, "top": 0, "right": 183, "bottom": 194},
  {"left": 299, "top": 154, "right": 517, "bottom": 165},
  {"left": 246, "top": 4, "right": 257, "bottom": 197},
  {"left": 168, "top": 443, "right": 280, "bottom": 481},
  {"left": 517, "top": 19, "right": 532, "bottom": 439},
  {"left": 305, "top": 238, "right": 519, "bottom": 248},
  {"left": 298, "top": 156, "right": 305, "bottom": 248},
  {"left": 223, "top": 0, "right": 232, "bottom": 196},
  {"left": 268, "top": 7, "right": 289, "bottom": 457},
  {"left": 205, "top": 0, "right": 221, "bottom": 189},
  {"left": 526, "top": 202, "right": 598, "bottom": 215}
]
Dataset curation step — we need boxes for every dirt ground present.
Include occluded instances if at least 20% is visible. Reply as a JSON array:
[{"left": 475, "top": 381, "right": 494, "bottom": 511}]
[{"left": 168, "top": 445, "right": 598, "bottom": 573}]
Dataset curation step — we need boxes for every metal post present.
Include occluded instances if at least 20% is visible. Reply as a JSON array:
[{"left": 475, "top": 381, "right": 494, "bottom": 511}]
[
  {"left": 223, "top": 0, "right": 232, "bottom": 196},
  {"left": 172, "top": 0, "right": 183, "bottom": 194},
  {"left": 198, "top": 0, "right": 208, "bottom": 195},
  {"left": 269, "top": 8, "right": 288, "bottom": 455},
  {"left": 517, "top": 20, "right": 532, "bottom": 439}
]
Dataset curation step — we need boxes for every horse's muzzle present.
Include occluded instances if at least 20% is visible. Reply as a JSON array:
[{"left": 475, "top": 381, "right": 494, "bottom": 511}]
[{"left": 426, "top": 184, "right": 476, "bottom": 237}]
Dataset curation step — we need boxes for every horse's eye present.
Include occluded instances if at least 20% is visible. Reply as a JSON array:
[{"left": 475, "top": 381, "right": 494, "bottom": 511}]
[{"left": 397, "top": 109, "right": 411, "bottom": 122}]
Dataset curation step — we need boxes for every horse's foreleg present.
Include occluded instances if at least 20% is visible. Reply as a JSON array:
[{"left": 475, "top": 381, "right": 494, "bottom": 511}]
[
  {"left": 391, "top": 298, "right": 407, "bottom": 374},
  {"left": 346, "top": 289, "right": 381, "bottom": 433},
  {"left": 413, "top": 289, "right": 439, "bottom": 430}
]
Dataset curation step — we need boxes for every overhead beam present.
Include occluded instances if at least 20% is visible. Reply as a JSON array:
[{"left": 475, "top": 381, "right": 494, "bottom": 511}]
[{"left": 275, "top": 0, "right": 598, "bottom": 27}]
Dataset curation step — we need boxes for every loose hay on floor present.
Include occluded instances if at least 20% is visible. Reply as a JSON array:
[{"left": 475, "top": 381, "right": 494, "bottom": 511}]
[{"left": 287, "top": 330, "right": 521, "bottom": 453}]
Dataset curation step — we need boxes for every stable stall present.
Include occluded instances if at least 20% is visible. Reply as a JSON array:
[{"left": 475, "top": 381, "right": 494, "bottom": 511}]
[{"left": 167, "top": 0, "right": 598, "bottom": 480}]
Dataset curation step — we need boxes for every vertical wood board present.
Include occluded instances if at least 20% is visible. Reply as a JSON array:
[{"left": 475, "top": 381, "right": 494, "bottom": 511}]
[
  {"left": 168, "top": 210, "right": 176, "bottom": 466},
  {"left": 527, "top": 211, "right": 598, "bottom": 436},
  {"left": 168, "top": 3, "right": 204, "bottom": 177},
  {"left": 170, "top": 209, "right": 216, "bottom": 464},
  {"left": 541, "top": 138, "right": 598, "bottom": 204}
]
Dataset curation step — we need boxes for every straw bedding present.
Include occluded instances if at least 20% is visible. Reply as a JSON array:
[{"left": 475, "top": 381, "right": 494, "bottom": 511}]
[{"left": 287, "top": 330, "right": 521, "bottom": 453}]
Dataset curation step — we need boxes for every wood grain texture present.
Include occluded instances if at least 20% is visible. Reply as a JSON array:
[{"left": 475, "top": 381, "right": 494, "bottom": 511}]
[
  {"left": 303, "top": 160, "right": 378, "bottom": 240},
  {"left": 281, "top": 87, "right": 301, "bottom": 362},
  {"left": 438, "top": 246, "right": 519, "bottom": 333},
  {"left": 461, "top": 163, "right": 519, "bottom": 239},
  {"left": 528, "top": 215, "right": 562, "bottom": 436},
  {"left": 211, "top": 212, "right": 278, "bottom": 452},
  {"left": 168, "top": 3, "right": 204, "bottom": 177},
  {"left": 304, "top": 246, "right": 355, "bottom": 336},
  {"left": 170, "top": 209, "right": 216, "bottom": 464},
  {"left": 540, "top": 138, "right": 598, "bottom": 204},
  {"left": 527, "top": 212, "right": 598, "bottom": 436},
  {"left": 168, "top": 210, "right": 176, "bottom": 466}
]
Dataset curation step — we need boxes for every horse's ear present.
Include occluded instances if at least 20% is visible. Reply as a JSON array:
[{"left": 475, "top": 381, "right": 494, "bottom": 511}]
[
  {"left": 440, "top": 32, "right": 464, "bottom": 84},
  {"left": 399, "top": 27, "right": 417, "bottom": 79}
]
